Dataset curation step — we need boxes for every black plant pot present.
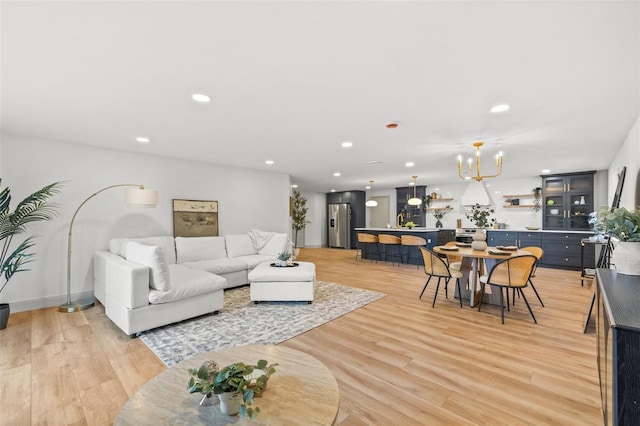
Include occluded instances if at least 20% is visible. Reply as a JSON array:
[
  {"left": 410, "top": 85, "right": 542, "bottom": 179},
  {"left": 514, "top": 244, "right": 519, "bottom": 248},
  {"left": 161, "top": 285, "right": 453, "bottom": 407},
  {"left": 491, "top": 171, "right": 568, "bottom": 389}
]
[
  {"left": 0, "top": 303, "right": 9, "bottom": 330},
  {"left": 436, "top": 220, "right": 443, "bottom": 228}
]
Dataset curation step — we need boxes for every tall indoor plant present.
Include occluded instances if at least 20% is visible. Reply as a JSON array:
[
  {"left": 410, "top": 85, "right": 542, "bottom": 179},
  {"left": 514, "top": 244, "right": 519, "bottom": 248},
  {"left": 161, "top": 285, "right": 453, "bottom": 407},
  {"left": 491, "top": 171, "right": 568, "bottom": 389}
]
[
  {"left": 0, "top": 180, "right": 62, "bottom": 329},
  {"left": 291, "top": 190, "right": 309, "bottom": 254}
]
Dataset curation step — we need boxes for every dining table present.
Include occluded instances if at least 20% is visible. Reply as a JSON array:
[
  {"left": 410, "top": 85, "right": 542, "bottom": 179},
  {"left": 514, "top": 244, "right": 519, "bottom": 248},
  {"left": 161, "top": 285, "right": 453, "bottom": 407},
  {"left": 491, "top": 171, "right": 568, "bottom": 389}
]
[{"left": 433, "top": 244, "right": 532, "bottom": 307}]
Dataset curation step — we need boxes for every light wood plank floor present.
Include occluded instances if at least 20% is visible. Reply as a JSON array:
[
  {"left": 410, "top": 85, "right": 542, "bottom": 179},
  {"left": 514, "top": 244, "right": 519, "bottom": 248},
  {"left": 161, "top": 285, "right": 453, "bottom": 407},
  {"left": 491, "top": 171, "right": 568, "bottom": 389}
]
[{"left": 0, "top": 247, "right": 602, "bottom": 425}]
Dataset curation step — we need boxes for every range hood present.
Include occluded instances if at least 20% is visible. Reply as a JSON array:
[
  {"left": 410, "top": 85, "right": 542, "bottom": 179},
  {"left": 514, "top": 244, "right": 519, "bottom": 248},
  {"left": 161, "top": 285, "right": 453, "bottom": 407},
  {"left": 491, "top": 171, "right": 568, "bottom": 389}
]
[{"left": 461, "top": 180, "right": 491, "bottom": 206}]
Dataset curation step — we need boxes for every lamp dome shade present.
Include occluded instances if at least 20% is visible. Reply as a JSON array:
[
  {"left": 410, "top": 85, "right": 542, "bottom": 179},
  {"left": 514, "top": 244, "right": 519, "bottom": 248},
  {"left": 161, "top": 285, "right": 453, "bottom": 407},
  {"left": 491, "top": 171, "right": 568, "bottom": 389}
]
[{"left": 125, "top": 188, "right": 159, "bottom": 207}]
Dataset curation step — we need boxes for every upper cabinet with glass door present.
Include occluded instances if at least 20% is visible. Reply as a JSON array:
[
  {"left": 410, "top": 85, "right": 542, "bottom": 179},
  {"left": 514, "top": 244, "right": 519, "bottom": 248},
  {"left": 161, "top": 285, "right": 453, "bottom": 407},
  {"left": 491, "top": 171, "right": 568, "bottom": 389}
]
[{"left": 542, "top": 171, "right": 595, "bottom": 230}]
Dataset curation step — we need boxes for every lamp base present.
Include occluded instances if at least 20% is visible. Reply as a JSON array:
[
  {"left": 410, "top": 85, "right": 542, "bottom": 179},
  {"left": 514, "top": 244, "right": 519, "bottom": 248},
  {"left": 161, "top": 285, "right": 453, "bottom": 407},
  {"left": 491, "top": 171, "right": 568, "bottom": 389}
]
[{"left": 59, "top": 298, "right": 95, "bottom": 313}]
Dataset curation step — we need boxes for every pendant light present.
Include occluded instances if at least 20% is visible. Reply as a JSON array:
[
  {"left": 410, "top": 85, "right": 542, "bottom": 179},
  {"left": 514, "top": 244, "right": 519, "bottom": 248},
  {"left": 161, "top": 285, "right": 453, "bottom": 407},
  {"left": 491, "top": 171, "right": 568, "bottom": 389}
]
[
  {"left": 365, "top": 180, "right": 378, "bottom": 207},
  {"left": 408, "top": 176, "right": 422, "bottom": 206}
]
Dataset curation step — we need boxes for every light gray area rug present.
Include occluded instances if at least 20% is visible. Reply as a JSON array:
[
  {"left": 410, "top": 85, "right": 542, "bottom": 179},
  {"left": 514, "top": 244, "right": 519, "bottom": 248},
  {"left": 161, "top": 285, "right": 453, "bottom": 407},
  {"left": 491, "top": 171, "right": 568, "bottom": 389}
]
[{"left": 139, "top": 281, "right": 385, "bottom": 366}]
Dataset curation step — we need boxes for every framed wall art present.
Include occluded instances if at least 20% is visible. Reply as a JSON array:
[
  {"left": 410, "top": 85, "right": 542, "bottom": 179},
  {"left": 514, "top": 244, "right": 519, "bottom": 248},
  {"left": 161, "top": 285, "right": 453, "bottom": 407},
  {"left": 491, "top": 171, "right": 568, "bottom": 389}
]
[{"left": 172, "top": 199, "right": 219, "bottom": 237}]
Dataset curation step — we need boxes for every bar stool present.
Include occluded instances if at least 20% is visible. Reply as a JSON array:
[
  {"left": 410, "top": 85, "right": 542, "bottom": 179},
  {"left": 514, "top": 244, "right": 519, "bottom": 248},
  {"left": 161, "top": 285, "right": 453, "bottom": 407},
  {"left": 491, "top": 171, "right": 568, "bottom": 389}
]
[
  {"left": 400, "top": 235, "right": 427, "bottom": 269},
  {"left": 355, "top": 233, "right": 379, "bottom": 263},
  {"left": 378, "top": 234, "right": 402, "bottom": 266}
]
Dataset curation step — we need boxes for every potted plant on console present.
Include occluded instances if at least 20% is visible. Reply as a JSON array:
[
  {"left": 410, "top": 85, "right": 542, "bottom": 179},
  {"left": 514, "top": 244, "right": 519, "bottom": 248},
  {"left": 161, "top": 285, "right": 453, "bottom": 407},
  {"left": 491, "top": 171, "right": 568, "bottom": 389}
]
[
  {"left": 596, "top": 206, "right": 640, "bottom": 275},
  {"left": 188, "top": 359, "right": 277, "bottom": 418},
  {"left": 291, "top": 190, "right": 310, "bottom": 257}
]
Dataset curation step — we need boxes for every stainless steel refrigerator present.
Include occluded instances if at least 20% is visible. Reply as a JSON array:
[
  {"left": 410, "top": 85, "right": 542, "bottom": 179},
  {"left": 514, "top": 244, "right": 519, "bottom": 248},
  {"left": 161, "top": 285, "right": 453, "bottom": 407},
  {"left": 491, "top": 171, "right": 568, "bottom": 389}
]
[{"left": 328, "top": 203, "right": 350, "bottom": 249}]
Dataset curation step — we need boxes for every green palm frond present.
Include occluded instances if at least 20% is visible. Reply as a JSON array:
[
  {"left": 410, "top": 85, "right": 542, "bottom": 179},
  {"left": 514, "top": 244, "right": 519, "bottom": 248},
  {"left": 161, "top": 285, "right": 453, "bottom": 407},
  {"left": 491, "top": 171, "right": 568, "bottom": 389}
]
[
  {"left": 1, "top": 237, "right": 35, "bottom": 281},
  {"left": 0, "top": 179, "right": 62, "bottom": 296}
]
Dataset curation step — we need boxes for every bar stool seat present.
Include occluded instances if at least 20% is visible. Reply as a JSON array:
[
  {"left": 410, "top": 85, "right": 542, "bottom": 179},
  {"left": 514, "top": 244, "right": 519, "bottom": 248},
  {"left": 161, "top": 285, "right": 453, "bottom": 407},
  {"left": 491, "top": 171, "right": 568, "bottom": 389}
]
[
  {"left": 400, "top": 235, "right": 427, "bottom": 268},
  {"left": 378, "top": 234, "right": 402, "bottom": 266},
  {"left": 356, "top": 233, "right": 379, "bottom": 262}
]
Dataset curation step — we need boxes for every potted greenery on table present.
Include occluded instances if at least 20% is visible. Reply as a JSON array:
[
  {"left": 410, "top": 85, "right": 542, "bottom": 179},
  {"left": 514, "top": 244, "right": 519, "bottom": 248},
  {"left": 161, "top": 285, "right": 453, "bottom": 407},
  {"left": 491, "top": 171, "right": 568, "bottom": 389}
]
[
  {"left": 465, "top": 203, "right": 496, "bottom": 229},
  {"left": 596, "top": 206, "right": 640, "bottom": 275},
  {"left": 0, "top": 180, "right": 62, "bottom": 330},
  {"left": 188, "top": 359, "right": 277, "bottom": 419}
]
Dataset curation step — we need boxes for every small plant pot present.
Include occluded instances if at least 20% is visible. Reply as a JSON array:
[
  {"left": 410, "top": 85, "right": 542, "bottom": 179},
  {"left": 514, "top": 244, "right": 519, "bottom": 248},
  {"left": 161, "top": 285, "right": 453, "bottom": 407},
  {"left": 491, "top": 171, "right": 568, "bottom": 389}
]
[
  {"left": 218, "top": 391, "right": 242, "bottom": 415},
  {"left": 0, "top": 303, "right": 9, "bottom": 330}
]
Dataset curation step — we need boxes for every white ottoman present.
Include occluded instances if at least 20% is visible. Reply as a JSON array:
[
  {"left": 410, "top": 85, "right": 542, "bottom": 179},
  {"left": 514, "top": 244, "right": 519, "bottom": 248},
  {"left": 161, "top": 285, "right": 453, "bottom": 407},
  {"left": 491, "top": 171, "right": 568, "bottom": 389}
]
[{"left": 248, "top": 261, "right": 316, "bottom": 303}]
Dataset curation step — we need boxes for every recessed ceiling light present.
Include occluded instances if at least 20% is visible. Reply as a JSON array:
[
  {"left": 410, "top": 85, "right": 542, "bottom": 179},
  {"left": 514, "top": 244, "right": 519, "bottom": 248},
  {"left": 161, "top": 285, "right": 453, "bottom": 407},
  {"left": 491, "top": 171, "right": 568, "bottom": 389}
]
[
  {"left": 409, "top": 181, "right": 415, "bottom": 186},
  {"left": 136, "top": 137, "right": 150, "bottom": 143},
  {"left": 490, "top": 104, "right": 510, "bottom": 113},
  {"left": 541, "top": 169, "right": 551, "bottom": 173},
  {"left": 265, "top": 160, "right": 274, "bottom": 165},
  {"left": 434, "top": 187, "right": 440, "bottom": 191},
  {"left": 192, "top": 93, "right": 211, "bottom": 103},
  {"left": 365, "top": 185, "right": 371, "bottom": 190},
  {"left": 291, "top": 184, "right": 298, "bottom": 188},
  {"left": 341, "top": 141, "right": 353, "bottom": 148},
  {"left": 333, "top": 172, "right": 341, "bottom": 177},
  {"left": 330, "top": 189, "right": 336, "bottom": 193},
  {"left": 405, "top": 162, "right": 415, "bottom": 167}
]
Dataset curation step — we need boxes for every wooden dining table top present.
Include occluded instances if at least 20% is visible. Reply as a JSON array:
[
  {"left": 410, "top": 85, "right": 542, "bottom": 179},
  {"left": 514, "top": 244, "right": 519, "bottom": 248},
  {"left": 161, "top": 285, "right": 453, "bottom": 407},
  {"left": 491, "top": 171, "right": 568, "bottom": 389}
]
[{"left": 434, "top": 245, "right": 532, "bottom": 259}]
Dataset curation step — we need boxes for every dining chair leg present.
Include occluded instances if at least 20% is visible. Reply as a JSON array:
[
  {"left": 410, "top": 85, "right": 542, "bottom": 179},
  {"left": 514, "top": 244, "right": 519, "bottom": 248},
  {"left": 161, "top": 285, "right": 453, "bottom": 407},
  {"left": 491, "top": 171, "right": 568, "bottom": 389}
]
[
  {"left": 477, "top": 282, "right": 486, "bottom": 312},
  {"left": 505, "top": 286, "right": 510, "bottom": 309},
  {"left": 419, "top": 276, "right": 433, "bottom": 299},
  {"left": 432, "top": 277, "right": 442, "bottom": 308},
  {"left": 518, "top": 288, "right": 538, "bottom": 324},
  {"left": 444, "top": 277, "right": 450, "bottom": 299},
  {"left": 456, "top": 279, "right": 463, "bottom": 308},
  {"left": 528, "top": 279, "right": 545, "bottom": 307},
  {"left": 500, "top": 287, "right": 505, "bottom": 324}
]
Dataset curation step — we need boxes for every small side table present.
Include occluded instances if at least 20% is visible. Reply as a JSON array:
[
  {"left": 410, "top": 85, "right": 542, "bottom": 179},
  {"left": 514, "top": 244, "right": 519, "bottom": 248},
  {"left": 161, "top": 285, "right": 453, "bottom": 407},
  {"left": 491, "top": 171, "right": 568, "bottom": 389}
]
[{"left": 116, "top": 344, "right": 339, "bottom": 425}]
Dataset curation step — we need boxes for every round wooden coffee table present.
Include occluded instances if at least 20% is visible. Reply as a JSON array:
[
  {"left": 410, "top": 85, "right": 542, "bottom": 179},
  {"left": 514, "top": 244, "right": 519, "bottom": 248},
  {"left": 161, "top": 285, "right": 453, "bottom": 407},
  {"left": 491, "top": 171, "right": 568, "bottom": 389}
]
[{"left": 116, "top": 344, "right": 339, "bottom": 425}]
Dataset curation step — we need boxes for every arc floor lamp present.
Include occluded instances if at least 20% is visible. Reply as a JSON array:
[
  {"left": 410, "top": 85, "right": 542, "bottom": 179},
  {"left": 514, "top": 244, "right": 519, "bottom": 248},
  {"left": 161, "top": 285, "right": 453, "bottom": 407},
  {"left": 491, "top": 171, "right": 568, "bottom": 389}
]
[{"left": 59, "top": 184, "right": 159, "bottom": 313}]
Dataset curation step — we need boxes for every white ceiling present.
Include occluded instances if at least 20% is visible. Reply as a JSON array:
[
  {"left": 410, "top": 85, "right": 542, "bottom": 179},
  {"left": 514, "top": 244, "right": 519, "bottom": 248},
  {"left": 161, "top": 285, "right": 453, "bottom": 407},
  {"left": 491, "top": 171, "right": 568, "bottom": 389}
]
[{"left": 2, "top": 1, "right": 639, "bottom": 193}]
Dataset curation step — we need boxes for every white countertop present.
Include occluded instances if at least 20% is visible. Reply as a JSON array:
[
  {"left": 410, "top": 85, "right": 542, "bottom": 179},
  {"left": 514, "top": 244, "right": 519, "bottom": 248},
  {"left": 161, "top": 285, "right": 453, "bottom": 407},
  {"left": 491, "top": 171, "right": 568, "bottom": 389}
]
[{"left": 355, "top": 227, "right": 594, "bottom": 234}]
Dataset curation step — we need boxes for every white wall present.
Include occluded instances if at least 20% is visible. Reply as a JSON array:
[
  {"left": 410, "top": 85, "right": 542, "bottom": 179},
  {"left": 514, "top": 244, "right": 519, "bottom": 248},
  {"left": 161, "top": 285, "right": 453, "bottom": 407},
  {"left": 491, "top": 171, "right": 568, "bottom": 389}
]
[
  {"left": 1, "top": 134, "right": 291, "bottom": 311},
  {"left": 608, "top": 115, "right": 640, "bottom": 209},
  {"left": 300, "top": 191, "right": 326, "bottom": 248}
]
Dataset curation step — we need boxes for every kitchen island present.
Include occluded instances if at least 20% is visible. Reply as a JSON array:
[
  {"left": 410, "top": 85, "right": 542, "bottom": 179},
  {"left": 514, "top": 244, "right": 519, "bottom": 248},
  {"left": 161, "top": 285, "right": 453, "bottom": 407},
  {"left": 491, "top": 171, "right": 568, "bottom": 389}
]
[{"left": 354, "top": 227, "right": 456, "bottom": 265}]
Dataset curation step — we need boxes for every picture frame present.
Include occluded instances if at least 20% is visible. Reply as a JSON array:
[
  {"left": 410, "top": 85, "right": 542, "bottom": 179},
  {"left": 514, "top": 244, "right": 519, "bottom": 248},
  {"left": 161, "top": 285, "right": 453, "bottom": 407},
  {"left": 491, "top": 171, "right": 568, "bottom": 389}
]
[{"left": 172, "top": 199, "right": 219, "bottom": 237}]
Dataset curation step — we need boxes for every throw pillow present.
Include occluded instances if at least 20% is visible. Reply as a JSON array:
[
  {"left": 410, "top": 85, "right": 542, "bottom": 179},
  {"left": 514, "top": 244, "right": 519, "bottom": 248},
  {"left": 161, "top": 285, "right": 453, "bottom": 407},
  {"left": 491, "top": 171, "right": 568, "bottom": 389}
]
[
  {"left": 258, "top": 233, "right": 288, "bottom": 256},
  {"left": 125, "top": 241, "right": 171, "bottom": 291}
]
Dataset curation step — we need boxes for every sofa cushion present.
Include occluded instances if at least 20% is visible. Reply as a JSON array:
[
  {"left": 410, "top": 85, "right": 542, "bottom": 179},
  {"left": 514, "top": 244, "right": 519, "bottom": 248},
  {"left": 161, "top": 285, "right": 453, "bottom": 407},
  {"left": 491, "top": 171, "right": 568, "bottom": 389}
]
[
  {"left": 110, "top": 236, "right": 177, "bottom": 265},
  {"left": 257, "top": 233, "right": 288, "bottom": 256},
  {"left": 125, "top": 242, "right": 171, "bottom": 291},
  {"left": 236, "top": 254, "right": 277, "bottom": 269},
  {"left": 149, "top": 264, "right": 226, "bottom": 304},
  {"left": 175, "top": 236, "right": 227, "bottom": 263},
  {"left": 225, "top": 234, "right": 257, "bottom": 258},
  {"left": 181, "top": 257, "right": 248, "bottom": 275}
]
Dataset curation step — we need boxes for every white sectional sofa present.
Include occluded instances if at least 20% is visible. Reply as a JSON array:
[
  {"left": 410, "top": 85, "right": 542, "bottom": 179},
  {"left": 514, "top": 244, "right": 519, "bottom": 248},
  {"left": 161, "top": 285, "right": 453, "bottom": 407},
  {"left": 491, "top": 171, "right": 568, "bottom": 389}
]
[{"left": 93, "top": 231, "right": 290, "bottom": 336}]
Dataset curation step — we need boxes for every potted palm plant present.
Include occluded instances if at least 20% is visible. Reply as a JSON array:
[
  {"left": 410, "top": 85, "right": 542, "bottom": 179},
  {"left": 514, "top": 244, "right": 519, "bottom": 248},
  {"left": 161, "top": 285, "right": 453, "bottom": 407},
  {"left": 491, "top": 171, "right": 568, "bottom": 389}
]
[
  {"left": 291, "top": 190, "right": 309, "bottom": 256},
  {"left": 187, "top": 359, "right": 277, "bottom": 418},
  {"left": 0, "top": 180, "right": 62, "bottom": 329}
]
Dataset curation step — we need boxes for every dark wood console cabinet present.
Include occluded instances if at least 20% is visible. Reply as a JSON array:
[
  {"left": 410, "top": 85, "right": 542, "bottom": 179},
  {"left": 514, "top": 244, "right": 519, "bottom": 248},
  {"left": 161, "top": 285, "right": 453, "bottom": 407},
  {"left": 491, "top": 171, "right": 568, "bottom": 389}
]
[{"left": 596, "top": 269, "right": 640, "bottom": 425}]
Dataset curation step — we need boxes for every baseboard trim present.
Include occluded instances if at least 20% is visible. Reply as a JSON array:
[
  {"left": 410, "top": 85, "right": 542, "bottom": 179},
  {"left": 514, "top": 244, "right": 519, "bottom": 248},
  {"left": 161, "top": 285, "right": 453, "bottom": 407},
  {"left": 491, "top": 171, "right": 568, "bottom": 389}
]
[{"left": 8, "top": 291, "right": 96, "bottom": 313}]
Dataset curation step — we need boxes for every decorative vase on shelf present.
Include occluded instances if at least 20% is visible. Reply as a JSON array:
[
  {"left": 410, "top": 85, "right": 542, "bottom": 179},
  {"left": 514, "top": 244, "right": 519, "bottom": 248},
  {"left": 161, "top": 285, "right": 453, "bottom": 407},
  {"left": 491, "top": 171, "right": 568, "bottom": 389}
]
[{"left": 471, "top": 229, "right": 487, "bottom": 251}]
